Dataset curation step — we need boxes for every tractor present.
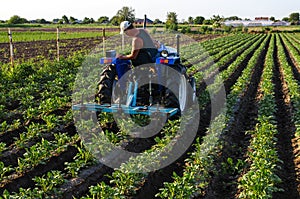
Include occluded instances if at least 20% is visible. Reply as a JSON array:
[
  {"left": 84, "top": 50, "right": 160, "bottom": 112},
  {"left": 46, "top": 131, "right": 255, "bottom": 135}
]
[{"left": 73, "top": 35, "right": 196, "bottom": 119}]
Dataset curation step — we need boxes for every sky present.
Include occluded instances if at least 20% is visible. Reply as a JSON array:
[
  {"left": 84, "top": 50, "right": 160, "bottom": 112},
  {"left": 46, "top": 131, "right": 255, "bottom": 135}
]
[{"left": 1, "top": 0, "right": 299, "bottom": 22}]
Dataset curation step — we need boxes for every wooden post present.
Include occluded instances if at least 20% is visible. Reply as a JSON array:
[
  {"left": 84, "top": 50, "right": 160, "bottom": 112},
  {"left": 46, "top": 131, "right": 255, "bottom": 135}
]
[
  {"left": 143, "top": 14, "right": 147, "bottom": 29},
  {"left": 8, "top": 28, "right": 14, "bottom": 66},
  {"left": 56, "top": 27, "right": 60, "bottom": 61},
  {"left": 176, "top": 34, "right": 180, "bottom": 56},
  {"left": 102, "top": 28, "right": 106, "bottom": 56}
]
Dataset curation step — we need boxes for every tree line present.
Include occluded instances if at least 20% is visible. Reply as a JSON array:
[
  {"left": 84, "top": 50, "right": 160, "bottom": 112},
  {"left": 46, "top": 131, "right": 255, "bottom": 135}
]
[{"left": 1, "top": 7, "right": 299, "bottom": 28}]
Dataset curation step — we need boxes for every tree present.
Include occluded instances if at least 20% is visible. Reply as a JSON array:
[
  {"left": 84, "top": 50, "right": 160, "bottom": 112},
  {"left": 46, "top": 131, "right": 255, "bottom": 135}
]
[
  {"left": 289, "top": 12, "right": 299, "bottom": 21},
  {"left": 224, "top": 25, "right": 232, "bottom": 33},
  {"left": 188, "top": 16, "right": 194, "bottom": 24},
  {"left": 194, "top": 16, "right": 205, "bottom": 24},
  {"left": 58, "top": 19, "right": 64, "bottom": 24},
  {"left": 62, "top": 15, "right": 69, "bottom": 24},
  {"left": 211, "top": 15, "right": 224, "bottom": 23},
  {"left": 203, "top": 19, "right": 212, "bottom": 25},
  {"left": 7, "top": 15, "right": 27, "bottom": 24},
  {"left": 211, "top": 15, "right": 224, "bottom": 28},
  {"left": 69, "top": 16, "right": 77, "bottom": 24},
  {"left": 52, "top": 18, "right": 60, "bottom": 24},
  {"left": 98, "top": 16, "right": 109, "bottom": 24},
  {"left": 166, "top": 12, "right": 178, "bottom": 31},
  {"left": 36, "top": 18, "right": 49, "bottom": 24},
  {"left": 289, "top": 12, "right": 299, "bottom": 24},
  {"left": 282, "top": 17, "right": 289, "bottom": 22},
  {"left": 200, "top": 25, "right": 209, "bottom": 33},
  {"left": 110, "top": 16, "right": 120, "bottom": 26},
  {"left": 82, "top": 17, "right": 94, "bottom": 24},
  {"left": 270, "top": 16, "right": 275, "bottom": 21},
  {"left": 116, "top": 6, "right": 135, "bottom": 23},
  {"left": 153, "top": 18, "right": 162, "bottom": 24},
  {"left": 226, "top": 16, "right": 241, "bottom": 21}
]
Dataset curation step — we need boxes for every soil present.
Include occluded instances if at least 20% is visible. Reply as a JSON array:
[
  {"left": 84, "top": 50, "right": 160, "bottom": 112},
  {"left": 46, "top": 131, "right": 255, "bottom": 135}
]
[
  {"left": 0, "top": 37, "right": 103, "bottom": 64},
  {"left": 0, "top": 31, "right": 221, "bottom": 65}
]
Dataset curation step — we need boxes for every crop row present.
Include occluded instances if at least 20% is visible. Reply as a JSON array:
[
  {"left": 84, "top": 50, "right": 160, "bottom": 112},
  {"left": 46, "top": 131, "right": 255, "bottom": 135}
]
[
  {"left": 76, "top": 34, "right": 268, "bottom": 198},
  {"left": 157, "top": 34, "right": 270, "bottom": 198},
  {"left": 238, "top": 34, "right": 282, "bottom": 198},
  {"left": 276, "top": 34, "right": 300, "bottom": 137}
]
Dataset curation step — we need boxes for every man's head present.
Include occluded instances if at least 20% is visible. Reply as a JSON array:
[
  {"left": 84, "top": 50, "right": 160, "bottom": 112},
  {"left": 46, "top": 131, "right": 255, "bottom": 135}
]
[{"left": 120, "top": 21, "right": 134, "bottom": 34}]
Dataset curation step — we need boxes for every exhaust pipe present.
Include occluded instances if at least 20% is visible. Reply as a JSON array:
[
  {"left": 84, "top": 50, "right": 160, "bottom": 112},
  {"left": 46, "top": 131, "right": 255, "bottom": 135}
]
[{"left": 176, "top": 34, "right": 180, "bottom": 56}]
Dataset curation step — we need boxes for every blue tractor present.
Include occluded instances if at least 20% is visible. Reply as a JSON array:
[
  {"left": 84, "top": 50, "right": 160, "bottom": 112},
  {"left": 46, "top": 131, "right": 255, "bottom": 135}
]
[{"left": 74, "top": 37, "right": 196, "bottom": 118}]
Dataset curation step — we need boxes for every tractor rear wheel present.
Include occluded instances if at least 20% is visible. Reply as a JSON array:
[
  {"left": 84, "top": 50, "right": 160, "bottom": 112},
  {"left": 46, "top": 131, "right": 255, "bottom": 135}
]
[
  {"left": 95, "top": 64, "right": 116, "bottom": 104},
  {"left": 165, "top": 72, "right": 188, "bottom": 113}
]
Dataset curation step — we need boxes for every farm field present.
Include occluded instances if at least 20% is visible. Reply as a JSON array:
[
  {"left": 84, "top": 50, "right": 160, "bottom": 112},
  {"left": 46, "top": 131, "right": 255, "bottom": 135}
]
[
  {"left": 0, "top": 27, "right": 220, "bottom": 64},
  {"left": 0, "top": 30, "right": 299, "bottom": 199}
]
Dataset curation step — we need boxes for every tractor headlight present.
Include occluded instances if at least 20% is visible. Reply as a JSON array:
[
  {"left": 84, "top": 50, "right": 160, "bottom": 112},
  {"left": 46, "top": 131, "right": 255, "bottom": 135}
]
[{"left": 161, "top": 50, "right": 168, "bottom": 58}]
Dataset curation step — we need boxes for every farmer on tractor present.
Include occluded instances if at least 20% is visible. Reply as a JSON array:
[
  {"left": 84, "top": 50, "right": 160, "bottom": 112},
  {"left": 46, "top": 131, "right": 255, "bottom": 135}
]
[
  {"left": 117, "top": 21, "right": 159, "bottom": 67},
  {"left": 76, "top": 19, "right": 197, "bottom": 119},
  {"left": 111, "top": 21, "right": 160, "bottom": 99},
  {"left": 94, "top": 21, "right": 196, "bottom": 113}
]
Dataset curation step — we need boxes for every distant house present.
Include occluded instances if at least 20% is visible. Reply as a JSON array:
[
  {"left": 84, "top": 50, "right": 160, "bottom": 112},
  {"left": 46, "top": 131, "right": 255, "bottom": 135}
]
[
  {"left": 134, "top": 18, "right": 153, "bottom": 26},
  {"left": 255, "top": 17, "right": 269, "bottom": 21}
]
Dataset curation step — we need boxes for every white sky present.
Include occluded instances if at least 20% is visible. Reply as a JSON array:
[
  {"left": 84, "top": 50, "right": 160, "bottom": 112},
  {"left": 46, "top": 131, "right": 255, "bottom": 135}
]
[{"left": 1, "top": 0, "right": 299, "bottom": 21}]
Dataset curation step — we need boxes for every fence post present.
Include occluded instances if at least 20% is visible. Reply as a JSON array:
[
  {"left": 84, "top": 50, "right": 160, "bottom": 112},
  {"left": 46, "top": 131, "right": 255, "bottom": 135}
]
[
  {"left": 8, "top": 28, "right": 14, "bottom": 66},
  {"left": 143, "top": 14, "right": 147, "bottom": 29},
  {"left": 103, "top": 28, "right": 106, "bottom": 56},
  {"left": 176, "top": 34, "right": 181, "bottom": 56},
  {"left": 56, "top": 26, "right": 60, "bottom": 61}
]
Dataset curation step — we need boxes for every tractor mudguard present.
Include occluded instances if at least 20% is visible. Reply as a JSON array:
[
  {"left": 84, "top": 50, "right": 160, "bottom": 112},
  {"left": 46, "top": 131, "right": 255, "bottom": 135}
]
[
  {"left": 112, "top": 58, "right": 131, "bottom": 90},
  {"left": 112, "top": 58, "right": 131, "bottom": 79}
]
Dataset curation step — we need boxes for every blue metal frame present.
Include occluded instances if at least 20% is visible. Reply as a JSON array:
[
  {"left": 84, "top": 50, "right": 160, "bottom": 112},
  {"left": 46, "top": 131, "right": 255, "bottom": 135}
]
[
  {"left": 72, "top": 80, "right": 179, "bottom": 118},
  {"left": 72, "top": 103, "right": 178, "bottom": 117}
]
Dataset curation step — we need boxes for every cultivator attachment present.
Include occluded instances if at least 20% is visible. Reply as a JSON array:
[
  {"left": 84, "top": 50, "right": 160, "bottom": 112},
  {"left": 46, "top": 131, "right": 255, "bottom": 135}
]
[
  {"left": 72, "top": 103, "right": 178, "bottom": 117},
  {"left": 73, "top": 80, "right": 179, "bottom": 118}
]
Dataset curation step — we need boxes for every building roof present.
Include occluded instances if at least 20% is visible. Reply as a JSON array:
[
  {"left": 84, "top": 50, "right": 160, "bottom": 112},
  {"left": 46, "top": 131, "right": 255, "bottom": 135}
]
[{"left": 255, "top": 17, "right": 269, "bottom": 21}]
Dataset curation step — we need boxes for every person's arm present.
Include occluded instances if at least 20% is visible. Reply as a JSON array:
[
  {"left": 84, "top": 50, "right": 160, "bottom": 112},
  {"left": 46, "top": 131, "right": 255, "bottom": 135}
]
[{"left": 118, "top": 37, "right": 143, "bottom": 60}]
